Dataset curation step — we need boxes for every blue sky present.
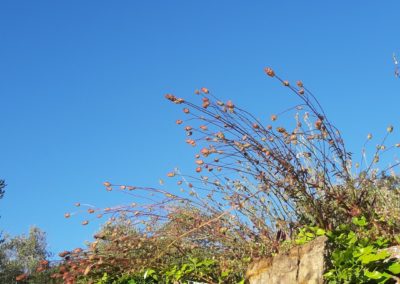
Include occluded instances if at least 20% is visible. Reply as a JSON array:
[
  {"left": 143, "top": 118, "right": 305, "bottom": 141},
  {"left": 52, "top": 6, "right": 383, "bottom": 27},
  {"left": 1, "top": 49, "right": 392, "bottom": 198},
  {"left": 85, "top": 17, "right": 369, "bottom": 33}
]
[{"left": 0, "top": 1, "right": 399, "bottom": 256}]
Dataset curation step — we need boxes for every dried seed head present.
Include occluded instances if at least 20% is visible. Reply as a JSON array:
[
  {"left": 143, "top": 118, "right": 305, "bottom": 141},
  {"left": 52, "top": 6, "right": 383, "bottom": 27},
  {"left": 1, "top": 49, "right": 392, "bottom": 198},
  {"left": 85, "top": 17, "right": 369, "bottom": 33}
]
[
  {"left": 315, "top": 120, "right": 323, "bottom": 130},
  {"left": 82, "top": 220, "right": 89, "bottom": 226},
  {"left": 167, "top": 172, "right": 175, "bottom": 177},
  {"left": 201, "top": 148, "right": 210, "bottom": 157},
  {"left": 176, "top": 119, "right": 183, "bottom": 125},
  {"left": 201, "top": 87, "right": 209, "bottom": 94},
  {"left": 271, "top": 114, "right": 277, "bottom": 121},
  {"left": 183, "top": 108, "right": 190, "bottom": 114},
  {"left": 296, "top": 80, "right": 303, "bottom": 88},
  {"left": 387, "top": 125, "right": 394, "bottom": 133},
  {"left": 264, "top": 67, "right": 275, "bottom": 77},
  {"left": 367, "top": 133, "right": 373, "bottom": 140},
  {"left": 202, "top": 97, "right": 210, "bottom": 108},
  {"left": 64, "top": 213, "right": 71, "bottom": 218},
  {"left": 283, "top": 80, "right": 290, "bottom": 86}
]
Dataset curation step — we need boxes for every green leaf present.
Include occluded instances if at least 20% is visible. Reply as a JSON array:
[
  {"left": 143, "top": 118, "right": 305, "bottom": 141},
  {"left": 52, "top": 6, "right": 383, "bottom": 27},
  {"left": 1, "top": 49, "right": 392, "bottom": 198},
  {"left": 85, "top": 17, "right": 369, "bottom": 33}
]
[
  {"left": 316, "top": 228, "right": 326, "bottom": 236},
  {"left": 352, "top": 216, "right": 368, "bottom": 227},
  {"left": 388, "top": 262, "right": 400, "bottom": 274},
  {"left": 359, "top": 250, "right": 390, "bottom": 264},
  {"left": 364, "top": 270, "right": 384, "bottom": 280},
  {"left": 143, "top": 269, "right": 156, "bottom": 279}
]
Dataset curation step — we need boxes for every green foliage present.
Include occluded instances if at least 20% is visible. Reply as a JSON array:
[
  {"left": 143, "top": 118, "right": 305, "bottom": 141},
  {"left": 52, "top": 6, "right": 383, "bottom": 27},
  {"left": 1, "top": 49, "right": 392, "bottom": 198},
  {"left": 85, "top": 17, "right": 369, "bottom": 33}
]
[
  {"left": 0, "top": 227, "right": 54, "bottom": 283},
  {"left": 295, "top": 226, "right": 326, "bottom": 245},
  {"left": 323, "top": 217, "right": 400, "bottom": 283}
]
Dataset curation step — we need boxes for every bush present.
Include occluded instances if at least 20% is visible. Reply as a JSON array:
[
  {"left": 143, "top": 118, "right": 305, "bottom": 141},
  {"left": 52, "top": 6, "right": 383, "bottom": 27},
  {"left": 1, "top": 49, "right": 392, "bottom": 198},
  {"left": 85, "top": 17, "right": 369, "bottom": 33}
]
[{"left": 52, "top": 68, "right": 400, "bottom": 283}]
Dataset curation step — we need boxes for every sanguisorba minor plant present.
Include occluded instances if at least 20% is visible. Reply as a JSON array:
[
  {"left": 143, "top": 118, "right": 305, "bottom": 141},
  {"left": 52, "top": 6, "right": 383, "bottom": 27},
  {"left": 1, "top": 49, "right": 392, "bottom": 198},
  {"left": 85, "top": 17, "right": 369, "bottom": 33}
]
[{"left": 51, "top": 67, "right": 400, "bottom": 283}]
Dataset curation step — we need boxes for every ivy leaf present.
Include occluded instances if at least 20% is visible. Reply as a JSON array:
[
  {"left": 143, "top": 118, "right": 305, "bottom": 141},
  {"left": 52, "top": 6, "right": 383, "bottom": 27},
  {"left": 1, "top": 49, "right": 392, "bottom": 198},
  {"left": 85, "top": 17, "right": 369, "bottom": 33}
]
[
  {"left": 364, "top": 270, "right": 383, "bottom": 280},
  {"left": 316, "top": 228, "right": 326, "bottom": 236},
  {"left": 388, "top": 262, "right": 400, "bottom": 274},
  {"left": 359, "top": 251, "right": 390, "bottom": 264}
]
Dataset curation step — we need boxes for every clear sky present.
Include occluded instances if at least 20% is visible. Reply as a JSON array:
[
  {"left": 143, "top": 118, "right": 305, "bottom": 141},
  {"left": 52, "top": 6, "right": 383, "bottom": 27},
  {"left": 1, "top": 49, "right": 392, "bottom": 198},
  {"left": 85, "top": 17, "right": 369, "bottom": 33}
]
[{"left": 0, "top": 1, "right": 399, "bottom": 257}]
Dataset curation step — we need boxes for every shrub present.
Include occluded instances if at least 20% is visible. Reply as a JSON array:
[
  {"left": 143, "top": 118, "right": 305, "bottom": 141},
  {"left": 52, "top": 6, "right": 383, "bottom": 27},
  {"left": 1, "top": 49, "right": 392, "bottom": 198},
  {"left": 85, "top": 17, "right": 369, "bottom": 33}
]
[{"left": 53, "top": 68, "right": 400, "bottom": 283}]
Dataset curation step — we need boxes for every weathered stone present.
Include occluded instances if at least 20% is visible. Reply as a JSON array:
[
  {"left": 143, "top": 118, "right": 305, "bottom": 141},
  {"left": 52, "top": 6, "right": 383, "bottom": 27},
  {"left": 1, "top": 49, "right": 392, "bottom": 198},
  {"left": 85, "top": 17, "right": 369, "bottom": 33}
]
[{"left": 246, "top": 237, "right": 327, "bottom": 284}]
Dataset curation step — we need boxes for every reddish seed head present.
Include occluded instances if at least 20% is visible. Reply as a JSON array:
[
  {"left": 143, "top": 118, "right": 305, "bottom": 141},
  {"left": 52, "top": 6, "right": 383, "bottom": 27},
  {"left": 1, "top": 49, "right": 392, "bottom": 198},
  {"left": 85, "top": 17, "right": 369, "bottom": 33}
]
[
  {"left": 167, "top": 172, "right": 175, "bottom": 177},
  {"left": 296, "top": 80, "right": 303, "bottom": 87},
  {"left": 74, "top": 202, "right": 80, "bottom": 207},
  {"left": 176, "top": 119, "right": 183, "bottom": 125},
  {"left": 88, "top": 209, "right": 95, "bottom": 214},
  {"left": 194, "top": 89, "right": 200, "bottom": 95},
  {"left": 195, "top": 160, "right": 204, "bottom": 165},
  {"left": 226, "top": 100, "right": 234, "bottom": 109},
  {"left": 201, "top": 87, "right": 209, "bottom": 94},
  {"left": 120, "top": 185, "right": 126, "bottom": 190},
  {"left": 185, "top": 126, "right": 192, "bottom": 131},
  {"left": 200, "top": 125, "right": 208, "bottom": 130},
  {"left": 64, "top": 213, "right": 71, "bottom": 218},
  {"left": 271, "top": 115, "right": 277, "bottom": 121},
  {"left": 185, "top": 139, "right": 196, "bottom": 146},
  {"left": 201, "top": 147, "right": 210, "bottom": 157},
  {"left": 82, "top": 220, "right": 89, "bottom": 226},
  {"left": 202, "top": 98, "right": 210, "bottom": 108},
  {"left": 73, "top": 248, "right": 83, "bottom": 254},
  {"left": 16, "top": 274, "right": 28, "bottom": 281},
  {"left": 298, "top": 88, "right": 305, "bottom": 95},
  {"left": 40, "top": 260, "right": 49, "bottom": 266},
  {"left": 103, "top": 181, "right": 111, "bottom": 187},
  {"left": 315, "top": 120, "right": 323, "bottom": 130},
  {"left": 58, "top": 251, "right": 70, "bottom": 258},
  {"left": 183, "top": 108, "right": 190, "bottom": 114},
  {"left": 283, "top": 80, "right": 290, "bottom": 86},
  {"left": 253, "top": 123, "right": 259, "bottom": 129},
  {"left": 264, "top": 67, "right": 275, "bottom": 77},
  {"left": 195, "top": 167, "right": 202, "bottom": 173}
]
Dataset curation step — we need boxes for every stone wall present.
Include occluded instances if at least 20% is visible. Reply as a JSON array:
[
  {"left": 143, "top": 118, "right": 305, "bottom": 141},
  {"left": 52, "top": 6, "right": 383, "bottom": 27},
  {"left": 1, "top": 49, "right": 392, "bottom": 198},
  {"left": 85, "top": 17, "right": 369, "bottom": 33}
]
[{"left": 246, "top": 237, "right": 327, "bottom": 284}]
